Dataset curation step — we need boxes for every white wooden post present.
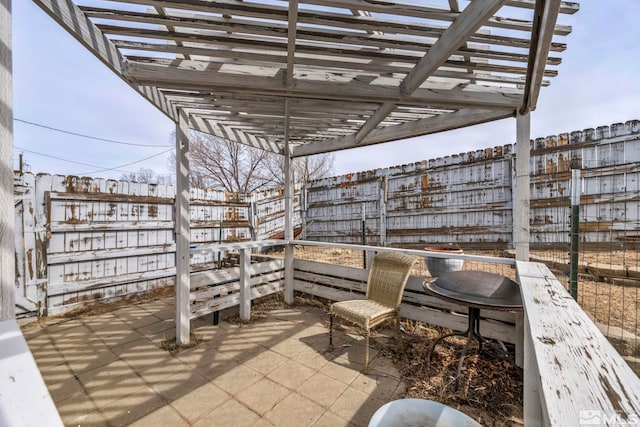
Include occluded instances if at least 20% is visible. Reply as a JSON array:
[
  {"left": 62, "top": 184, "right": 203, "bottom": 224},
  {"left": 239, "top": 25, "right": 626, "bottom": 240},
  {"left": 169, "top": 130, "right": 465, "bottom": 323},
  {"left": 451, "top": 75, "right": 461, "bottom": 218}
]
[
  {"left": 283, "top": 140, "right": 294, "bottom": 304},
  {"left": 0, "top": 0, "right": 15, "bottom": 320},
  {"left": 514, "top": 112, "right": 530, "bottom": 261},
  {"left": 239, "top": 248, "right": 251, "bottom": 321},
  {"left": 514, "top": 111, "right": 530, "bottom": 371},
  {"left": 175, "top": 109, "right": 191, "bottom": 344}
]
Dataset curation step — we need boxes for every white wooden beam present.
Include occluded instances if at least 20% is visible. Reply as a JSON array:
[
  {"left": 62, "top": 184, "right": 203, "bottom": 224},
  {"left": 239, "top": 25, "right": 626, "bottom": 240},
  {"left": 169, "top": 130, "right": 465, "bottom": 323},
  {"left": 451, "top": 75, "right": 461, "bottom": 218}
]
[
  {"left": 524, "top": 0, "right": 562, "bottom": 111},
  {"left": 514, "top": 111, "right": 530, "bottom": 261},
  {"left": 333, "top": 0, "right": 507, "bottom": 146},
  {"left": 292, "top": 108, "right": 512, "bottom": 157},
  {"left": 401, "top": 0, "right": 507, "bottom": 95},
  {"left": 175, "top": 109, "right": 191, "bottom": 344},
  {"left": 188, "top": 115, "right": 283, "bottom": 154},
  {"left": 286, "top": 0, "right": 299, "bottom": 89},
  {"left": 0, "top": 0, "right": 15, "bottom": 320},
  {"left": 125, "top": 61, "right": 522, "bottom": 109},
  {"left": 32, "top": 0, "right": 178, "bottom": 121}
]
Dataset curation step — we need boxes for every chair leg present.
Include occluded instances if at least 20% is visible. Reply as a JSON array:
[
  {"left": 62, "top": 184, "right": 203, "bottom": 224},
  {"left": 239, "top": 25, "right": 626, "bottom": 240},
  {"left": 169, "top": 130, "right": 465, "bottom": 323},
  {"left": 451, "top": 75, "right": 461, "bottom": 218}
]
[
  {"left": 364, "top": 329, "right": 370, "bottom": 374},
  {"left": 328, "top": 313, "right": 334, "bottom": 351}
]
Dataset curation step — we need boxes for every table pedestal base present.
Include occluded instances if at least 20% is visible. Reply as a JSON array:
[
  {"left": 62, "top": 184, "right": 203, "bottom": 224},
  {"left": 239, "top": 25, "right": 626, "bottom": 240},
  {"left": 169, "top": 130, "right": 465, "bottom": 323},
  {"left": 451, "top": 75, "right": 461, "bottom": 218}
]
[{"left": 428, "top": 307, "right": 483, "bottom": 390}]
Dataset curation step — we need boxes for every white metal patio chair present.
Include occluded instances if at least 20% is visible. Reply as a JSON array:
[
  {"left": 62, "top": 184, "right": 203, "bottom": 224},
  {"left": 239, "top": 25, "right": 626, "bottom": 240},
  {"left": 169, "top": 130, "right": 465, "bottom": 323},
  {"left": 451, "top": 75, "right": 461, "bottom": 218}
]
[{"left": 328, "top": 252, "right": 415, "bottom": 373}]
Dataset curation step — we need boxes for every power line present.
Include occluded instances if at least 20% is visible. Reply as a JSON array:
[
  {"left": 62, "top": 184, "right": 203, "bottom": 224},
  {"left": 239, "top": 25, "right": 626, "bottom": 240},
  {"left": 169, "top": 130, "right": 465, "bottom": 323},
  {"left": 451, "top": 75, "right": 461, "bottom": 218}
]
[
  {"left": 15, "top": 145, "right": 173, "bottom": 175},
  {"left": 15, "top": 146, "right": 122, "bottom": 170},
  {"left": 77, "top": 149, "right": 174, "bottom": 175},
  {"left": 14, "top": 117, "right": 172, "bottom": 147}
]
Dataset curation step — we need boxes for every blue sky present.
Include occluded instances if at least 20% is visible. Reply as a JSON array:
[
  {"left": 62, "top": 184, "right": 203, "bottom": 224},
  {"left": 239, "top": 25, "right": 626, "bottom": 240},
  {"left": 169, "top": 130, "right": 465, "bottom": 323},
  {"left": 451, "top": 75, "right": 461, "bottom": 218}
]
[{"left": 11, "top": 1, "right": 640, "bottom": 180}]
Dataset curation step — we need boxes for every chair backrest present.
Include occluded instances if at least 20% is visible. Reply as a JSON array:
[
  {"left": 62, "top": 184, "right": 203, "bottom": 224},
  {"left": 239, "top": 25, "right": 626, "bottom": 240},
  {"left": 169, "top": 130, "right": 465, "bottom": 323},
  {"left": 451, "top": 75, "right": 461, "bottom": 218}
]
[{"left": 366, "top": 252, "right": 416, "bottom": 309}]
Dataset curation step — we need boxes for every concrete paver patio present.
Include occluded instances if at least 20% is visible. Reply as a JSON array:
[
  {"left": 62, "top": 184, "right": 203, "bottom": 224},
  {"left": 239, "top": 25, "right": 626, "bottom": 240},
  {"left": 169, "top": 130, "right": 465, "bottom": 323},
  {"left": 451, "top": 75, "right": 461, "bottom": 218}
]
[{"left": 22, "top": 299, "right": 405, "bottom": 426}]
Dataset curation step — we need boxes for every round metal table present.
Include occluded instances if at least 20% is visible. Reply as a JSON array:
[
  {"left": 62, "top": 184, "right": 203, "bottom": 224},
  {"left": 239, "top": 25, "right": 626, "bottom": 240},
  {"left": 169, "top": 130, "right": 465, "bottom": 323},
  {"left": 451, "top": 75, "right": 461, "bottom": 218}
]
[{"left": 422, "top": 270, "right": 523, "bottom": 389}]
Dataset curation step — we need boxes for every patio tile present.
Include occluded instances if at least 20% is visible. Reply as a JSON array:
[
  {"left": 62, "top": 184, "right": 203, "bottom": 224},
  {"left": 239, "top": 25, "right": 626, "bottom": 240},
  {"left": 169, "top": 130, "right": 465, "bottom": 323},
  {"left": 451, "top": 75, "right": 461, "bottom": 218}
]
[
  {"left": 349, "top": 372, "right": 403, "bottom": 401},
  {"left": 171, "top": 382, "right": 230, "bottom": 423},
  {"left": 77, "top": 359, "right": 137, "bottom": 390},
  {"left": 318, "top": 360, "right": 361, "bottom": 385},
  {"left": 152, "top": 306, "right": 176, "bottom": 321},
  {"left": 214, "top": 339, "right": 267, "bottom": 361},
  {"left": 241, "top": 348, "right": 288, "bottom": 374},
  {"left": 97, "top": 328, "right": 146, "bottom": 348},
  {"left": 61, "top": 344, "right": 120, "bottom": 374},
  {"left": 269, "top": 336, "right": 312, "bottom": 358},
  {"left": 312, "top": 411, "right": 355, "bottom": 427},
  {"left": 193, "top": 399, "right": 260, "bottom": 427},
  {"left": 148, "top": 369, "right": 210, "bottom": 402},
  {"left": 129, "top": 405, "right": 189, "bottom": 427},
  {"left": 235, "top": 377, "right": 291, "bottom": 415},
  {"left": 24, "top": 301, "right": 412, "bottom": 427},
  {"left": 117, "top": 311, "right": 164, "bottom": 329},
  {"left": 264, "top": 392, "right": 324, "bottom": 427},
  {"left": 135, "top": 318, "right": 174, "bottom": 336},
  {"left": 294, "top": 346, "right": 332, "bottom": 370},
  {"left": 328, "top": 387, "right": 386, "bottom": 427},
  {"left": 297, "top": 372, "right": 350, "bottom": 408},
  {"left": 267, "top": 360, "right": 317, "bottom": 390},
  {"left": 99, "top": 386, "right": 166, "bottom": 427},
  {"left": 212, "top": 364, "right": 263, "bottom": 394},
  {"left": 48, "top": 372, "right": 85, "bottom": 404},
  {"left": 55, "top": 390, "right": 105, "bottom": 426},
  {"left": 83, "top": 371, "right": 148, "bottom": 409},
  {"left": 251, "top": 419, "right": 276, "bottom": 427},
  {"left": 30, "top": 345, "right": 66, "bottom": 370},
  {"left": 39, "top": 362, "right": 78, "bottom": 398}
]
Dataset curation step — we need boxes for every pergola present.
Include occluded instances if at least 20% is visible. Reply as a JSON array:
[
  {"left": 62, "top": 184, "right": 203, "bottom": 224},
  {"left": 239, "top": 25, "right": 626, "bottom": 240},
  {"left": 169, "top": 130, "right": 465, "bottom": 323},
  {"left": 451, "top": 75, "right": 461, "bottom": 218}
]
[{"left": 0, "top": 0, "right": 578, "bottom": 343}]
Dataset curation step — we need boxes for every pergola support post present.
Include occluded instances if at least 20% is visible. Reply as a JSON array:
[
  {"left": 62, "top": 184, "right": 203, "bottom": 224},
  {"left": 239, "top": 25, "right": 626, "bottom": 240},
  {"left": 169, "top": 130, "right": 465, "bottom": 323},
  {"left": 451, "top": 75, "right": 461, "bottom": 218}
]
[
  {"left": 175, "top": 109, "right": 191, "bottom": 344},
  {"left": 283, "top": 141, "right": 294, "bottom": 305},
  {"left": 239, "top": 248, "right": 251, "bottom": 321},
  {"left": 0, "top": 0, "right": 15, "bottom": 321},
  {"left": 514, "top": 111, "right": 531, "bottom": 261},
  {"left": 513, "top": 111, "right": 530, "bottom": 369}
]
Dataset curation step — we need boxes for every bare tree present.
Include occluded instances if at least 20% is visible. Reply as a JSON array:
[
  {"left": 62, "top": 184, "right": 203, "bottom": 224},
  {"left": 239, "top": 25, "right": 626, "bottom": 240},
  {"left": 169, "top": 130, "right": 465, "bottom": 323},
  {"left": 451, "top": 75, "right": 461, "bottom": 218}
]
[
  {"left": 264, "top": 152, "right": 335, "bottom": 186},
  {"left": 120, "top": 167, "right": 156, "bottom": 183},
  {"left": 168, "top": 131, "right": 274, "bottom": 193},
  {"left": 168, "top": 131, "right": 335, "bottom": 191}
]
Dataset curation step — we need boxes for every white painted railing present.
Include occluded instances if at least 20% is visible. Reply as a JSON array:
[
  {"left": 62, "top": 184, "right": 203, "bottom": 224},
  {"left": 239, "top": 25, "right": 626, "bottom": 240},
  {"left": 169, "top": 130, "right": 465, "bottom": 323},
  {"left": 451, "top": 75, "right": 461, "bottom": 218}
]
[
  {"left": 189, "top": 240, "right": 286, "bottom": 320},
  {"left": 517, "top": 260, "right": 640, "bottom": 426},
  {"left": 0, "top": 320, "right": 63, "bottom": 426}
]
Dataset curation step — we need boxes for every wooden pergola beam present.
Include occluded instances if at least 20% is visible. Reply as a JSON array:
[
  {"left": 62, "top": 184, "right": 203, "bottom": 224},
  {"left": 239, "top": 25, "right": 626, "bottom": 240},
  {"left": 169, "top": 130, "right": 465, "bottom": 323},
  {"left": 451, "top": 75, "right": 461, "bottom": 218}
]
[
  {"left": 124, "top": 61, "right": 522, "bottom": 109},
  {"left": 325, "top": 0, "right": 507, "bottom": 145},
  {"left": 292, "top": 108, "right": 513, "bottom": 157},
  {"left": 32, "top": 0, "right": 178, "bottom": 122},
  {"left": 523, "top": 0, "right": 563, "bottom": 111}
]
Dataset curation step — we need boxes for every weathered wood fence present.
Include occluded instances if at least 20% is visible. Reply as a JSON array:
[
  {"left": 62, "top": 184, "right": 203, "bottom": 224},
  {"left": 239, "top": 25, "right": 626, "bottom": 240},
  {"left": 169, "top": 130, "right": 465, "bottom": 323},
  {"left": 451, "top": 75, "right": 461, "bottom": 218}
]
[
  {"left": 304, "top": 120, "right": 640, "bottom": 249},
  {"left": 13, "top": 173, "right": 300, "bottom": 316}
]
